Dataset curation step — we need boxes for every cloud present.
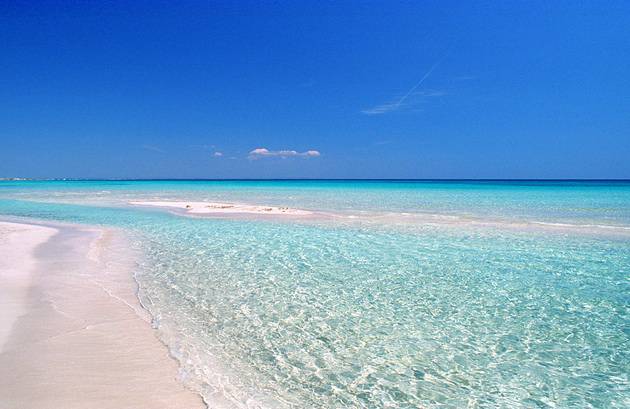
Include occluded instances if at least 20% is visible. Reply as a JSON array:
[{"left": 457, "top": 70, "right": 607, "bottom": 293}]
[
  {"left": 362, "top": 90, "right": 445, "bottom": 115},
  {"left": 361, "top": 102, "right": 402, "bottom": 115},
  {"left": 248, "top": 148, "right": 321, "bottom": 159},
  {"left": 413, "top": 89, "right": 447, "bottom": 97},
  {"left": 213, "top": 151, "right": 223, "bottom": 157}
]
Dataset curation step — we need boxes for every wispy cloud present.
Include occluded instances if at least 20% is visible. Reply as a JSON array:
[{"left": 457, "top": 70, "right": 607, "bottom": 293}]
[
  {"left": 213, "top": 151, "right": 223, "bottom": 157},
  {"left": 362, "top": 59, "right": 445, "bottom": 115},
  {"left": 189, "top": 144, "right": 216, "bottom": 151},
  {"left": 248, "top": 148, "right": 321, "bottom": 159},
  {"left": 453, "top": 75, "right": 476, "bottom": 81},
  {"left": 142, "top": 144, "right": 165, "bottom": 153},
  {"left": 362, "top": 102, "right": 403, "bottom": 115},
  {"left": 413, "top": 89, "right": 447, "bottom": 97}
]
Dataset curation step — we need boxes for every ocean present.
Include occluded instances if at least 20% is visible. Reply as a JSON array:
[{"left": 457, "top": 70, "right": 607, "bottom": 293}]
[{"left": 1, "top": 180, "right": 628, "bottom": 408}]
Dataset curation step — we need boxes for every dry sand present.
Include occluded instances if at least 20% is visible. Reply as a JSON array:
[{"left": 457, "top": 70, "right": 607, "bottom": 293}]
[{"left": 0, "top": 220, "right": 205, "bottom": 409}]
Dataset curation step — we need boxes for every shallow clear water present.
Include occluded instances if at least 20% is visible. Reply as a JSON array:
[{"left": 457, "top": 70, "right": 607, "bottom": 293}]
[{"left": 0, "top": 180, "right": 629, "bottom": 408}]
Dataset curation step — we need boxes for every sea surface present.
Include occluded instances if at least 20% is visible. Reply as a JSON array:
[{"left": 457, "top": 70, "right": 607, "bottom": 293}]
[{"left": 1, "top": 180, "right": 629, "bottom": 408}]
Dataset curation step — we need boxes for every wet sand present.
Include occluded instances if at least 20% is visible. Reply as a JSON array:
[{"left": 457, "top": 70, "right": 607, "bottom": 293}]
[{"left": 0, "top": 220, "right": 205, "bottom": 409}]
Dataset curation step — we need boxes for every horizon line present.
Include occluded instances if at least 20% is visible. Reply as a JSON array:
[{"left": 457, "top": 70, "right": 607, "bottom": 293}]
[{"left": 2, "top": 178, "right": 630, "bottom": 182}]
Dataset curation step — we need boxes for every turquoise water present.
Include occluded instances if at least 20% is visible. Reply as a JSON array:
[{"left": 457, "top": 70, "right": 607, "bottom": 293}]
[
  {"left": 3, "top": 179, "right": 630, "bottom": 225},
  {"left": 1, "top": 180, "right": 629, "bottom": 408}
]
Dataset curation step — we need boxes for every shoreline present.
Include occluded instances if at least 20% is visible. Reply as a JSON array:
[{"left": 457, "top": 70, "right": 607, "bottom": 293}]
[{"left": 0, "top": 219, "right": 206, "bottom": 409}]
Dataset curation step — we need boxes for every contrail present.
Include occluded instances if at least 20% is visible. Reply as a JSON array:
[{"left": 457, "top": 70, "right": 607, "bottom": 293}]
[
  {"left": 393, "top": 57, "right": 445, "bottom": 109},
  {"left": 361, "top": 47, "right": 452, "bottom": 115}
]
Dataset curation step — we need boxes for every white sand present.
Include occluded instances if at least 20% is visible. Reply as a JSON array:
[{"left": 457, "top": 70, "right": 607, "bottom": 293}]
[
  {"left": 0, "top": 221, "right": 57, "bottom": 351},
  {"left": 130, "top": 200, "right": 313, "bottom": 216},
  {"left": 0, "top": 221, "right": 205, "bottom": 409}
]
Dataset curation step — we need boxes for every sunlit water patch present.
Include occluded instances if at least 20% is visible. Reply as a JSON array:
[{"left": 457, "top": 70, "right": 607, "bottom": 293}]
[{"left": 134, "top": 219, "right": 629, "bottom": 408}]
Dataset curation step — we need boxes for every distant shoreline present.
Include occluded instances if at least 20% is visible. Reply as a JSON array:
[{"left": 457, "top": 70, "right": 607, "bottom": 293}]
[{"left": 2, "top": 178, "right": 630, "bottom": 182}]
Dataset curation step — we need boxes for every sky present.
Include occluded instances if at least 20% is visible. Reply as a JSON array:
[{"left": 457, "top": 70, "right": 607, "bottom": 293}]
[{"left": 1, "top": 1, "right": 629, "bottom": 179}]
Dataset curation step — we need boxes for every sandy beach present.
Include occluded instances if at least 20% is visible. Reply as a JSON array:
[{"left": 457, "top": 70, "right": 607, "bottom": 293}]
[{"left": 0, "top": 220, "right": 205, "bottom": 409}]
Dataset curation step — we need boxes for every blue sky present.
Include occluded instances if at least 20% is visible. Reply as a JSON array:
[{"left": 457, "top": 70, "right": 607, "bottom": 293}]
[{"left": 1, "top": 1, "right": 629, "bottom": 179}]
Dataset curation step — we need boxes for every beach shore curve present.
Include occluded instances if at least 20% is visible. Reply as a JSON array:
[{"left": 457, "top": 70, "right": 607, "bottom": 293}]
[{"left": 0, "top": 220, "right": 206, "bottom": 409}]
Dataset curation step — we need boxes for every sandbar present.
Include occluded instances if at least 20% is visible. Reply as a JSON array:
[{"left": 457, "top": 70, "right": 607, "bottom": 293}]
[{"left": 130, "top": 200, "right": 312, "bottom": 216}]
